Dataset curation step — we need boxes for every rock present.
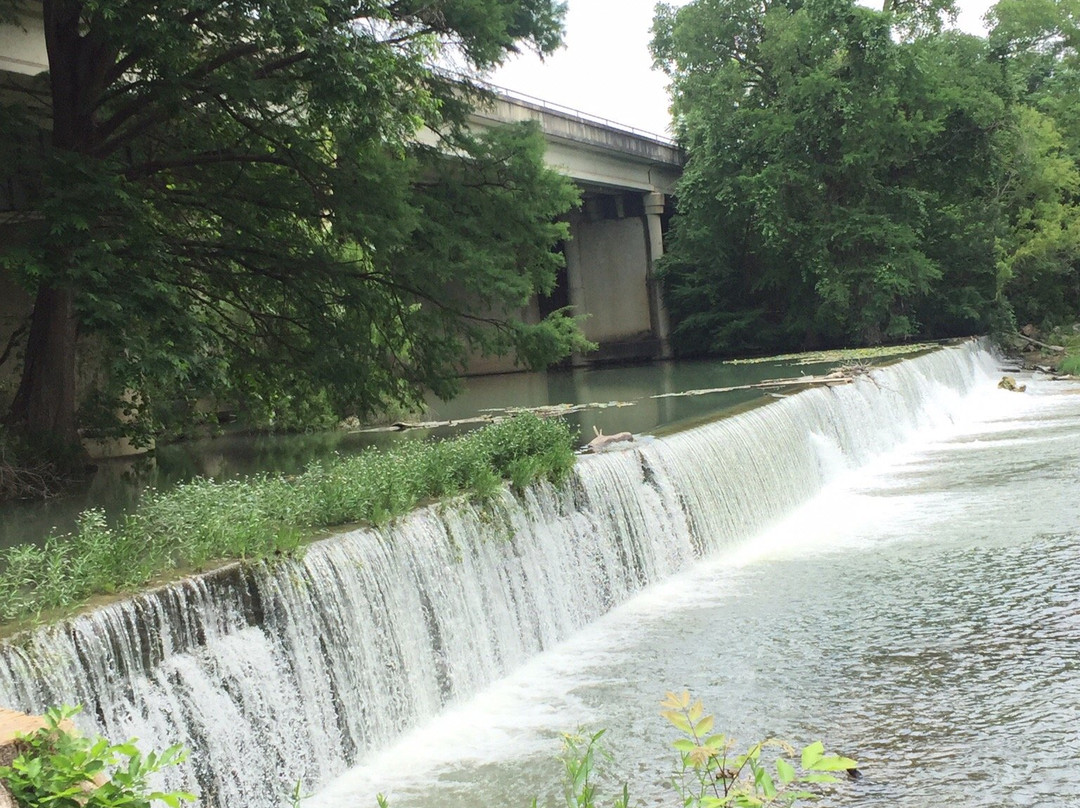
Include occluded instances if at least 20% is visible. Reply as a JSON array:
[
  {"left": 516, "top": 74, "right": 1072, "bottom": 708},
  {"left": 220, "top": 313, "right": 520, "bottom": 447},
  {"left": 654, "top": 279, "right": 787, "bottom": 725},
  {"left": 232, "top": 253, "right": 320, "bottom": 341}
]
[
  {"left": 998, "top": 376, "right": 1027, "bottom": 393},
  {"left": 1021, "top": 323, "right": 1039, "bottom": 337}
]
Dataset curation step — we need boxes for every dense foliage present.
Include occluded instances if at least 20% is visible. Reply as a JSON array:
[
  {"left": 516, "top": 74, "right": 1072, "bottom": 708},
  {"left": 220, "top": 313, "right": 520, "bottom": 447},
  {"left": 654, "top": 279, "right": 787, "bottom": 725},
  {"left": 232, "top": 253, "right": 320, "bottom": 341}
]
[
  {"left": 0, "top": 706, "right": 191, "bottom": 808},
  {"left": 0, "top": 413, "right": 576, "bottom": 626},
  {"left": 652, "top": 0, "right": 1080, "bottom": 357},
  {"left": 0, "top": 0, "right": 586, "bottom": 450}
]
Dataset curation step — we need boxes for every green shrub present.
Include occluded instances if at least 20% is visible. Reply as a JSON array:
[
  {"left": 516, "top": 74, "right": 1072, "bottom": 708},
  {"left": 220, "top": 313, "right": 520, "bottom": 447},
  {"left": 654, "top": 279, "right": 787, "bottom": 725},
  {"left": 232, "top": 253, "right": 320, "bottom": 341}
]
[
  {"left": 1059, "top": 353, "right": 1080, "bottom": 375},
  {"left": 0, "top": 705, "right": 193, "bottom": 808},
  {"left": 661, "top": 690, "right": 856, "bottom": 807},
  {"left": 0, "top": 414, "right": 577, "bottom": 627},
  {"left": 378, "top": 692, "right": 857, "bottom": 808}
]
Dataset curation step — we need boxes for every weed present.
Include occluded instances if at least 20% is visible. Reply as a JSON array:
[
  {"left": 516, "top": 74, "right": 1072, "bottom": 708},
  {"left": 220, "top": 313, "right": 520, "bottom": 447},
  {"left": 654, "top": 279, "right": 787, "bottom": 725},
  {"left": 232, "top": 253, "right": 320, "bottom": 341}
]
[
  {"left": 1059, "top": 353, "right": 1080, "bottom": 375},
  {"left": 661, "top": 690, "right": 856, "bottom": 807},
  {"left": 372, "top": 692, "right": 855, "bottom": 808}
]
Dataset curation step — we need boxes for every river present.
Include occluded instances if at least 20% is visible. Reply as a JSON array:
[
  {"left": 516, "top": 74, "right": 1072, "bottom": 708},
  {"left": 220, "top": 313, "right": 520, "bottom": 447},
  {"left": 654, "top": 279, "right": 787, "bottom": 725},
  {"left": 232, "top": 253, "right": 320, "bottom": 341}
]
[
  {"left": 4, "top": 342, "right": 1076, "bottom": 808},
  {"left": 0, "top": 352, "right": 846, "bottom": 549},
  {"left": 311, "top": 354, "right": 1080, "bottom": 807}
]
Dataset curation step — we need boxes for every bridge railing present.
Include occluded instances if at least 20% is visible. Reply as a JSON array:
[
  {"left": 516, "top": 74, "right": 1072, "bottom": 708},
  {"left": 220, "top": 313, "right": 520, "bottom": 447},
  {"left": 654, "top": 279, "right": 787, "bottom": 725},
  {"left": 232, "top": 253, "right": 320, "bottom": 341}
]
[{"left": 435, "top": 68, "right": 678, "bottom": 147}]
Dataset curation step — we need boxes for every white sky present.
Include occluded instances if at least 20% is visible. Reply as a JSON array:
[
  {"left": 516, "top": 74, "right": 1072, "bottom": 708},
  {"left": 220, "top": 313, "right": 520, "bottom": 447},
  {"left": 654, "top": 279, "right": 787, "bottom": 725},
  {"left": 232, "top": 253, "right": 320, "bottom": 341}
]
[{"left": 488, "top": 0, "right": 998, "bottom": 136}]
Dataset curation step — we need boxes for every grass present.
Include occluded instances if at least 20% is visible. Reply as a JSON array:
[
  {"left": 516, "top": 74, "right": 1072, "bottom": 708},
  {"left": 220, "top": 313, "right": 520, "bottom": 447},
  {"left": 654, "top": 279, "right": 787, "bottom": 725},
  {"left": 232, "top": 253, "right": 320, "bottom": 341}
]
[{"left": 0, "top": 414, "right": 577, "bottom": 628}]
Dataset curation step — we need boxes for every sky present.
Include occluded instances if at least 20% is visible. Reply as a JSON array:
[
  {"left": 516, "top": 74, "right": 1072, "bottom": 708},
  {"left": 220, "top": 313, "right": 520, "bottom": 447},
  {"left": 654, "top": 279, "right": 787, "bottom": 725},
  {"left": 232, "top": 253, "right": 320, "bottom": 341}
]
[{"left": 488, "top": 0, "right": 999, "bottom": 136}]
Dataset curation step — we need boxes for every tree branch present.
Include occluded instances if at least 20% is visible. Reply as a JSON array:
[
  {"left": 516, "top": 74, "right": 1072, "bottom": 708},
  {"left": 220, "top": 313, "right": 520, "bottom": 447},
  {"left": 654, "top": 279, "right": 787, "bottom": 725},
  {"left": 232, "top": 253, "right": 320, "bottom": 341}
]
[
  {"left": 124, "top": 150, "right": 298, "bottom": 179},
  {"left": 93, "top": 41, "right": 262, "bottom": 151},
  {"left": 0, "top": 323, "right": 28, "bottom": 369}
]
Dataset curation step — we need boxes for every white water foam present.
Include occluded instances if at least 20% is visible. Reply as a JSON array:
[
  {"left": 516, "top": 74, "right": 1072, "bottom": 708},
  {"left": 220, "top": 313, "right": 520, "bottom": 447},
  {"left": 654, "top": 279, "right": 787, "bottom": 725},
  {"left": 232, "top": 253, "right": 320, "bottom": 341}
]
[{"left": 0, "top": 341, "right": 1000, "bottom": 807}]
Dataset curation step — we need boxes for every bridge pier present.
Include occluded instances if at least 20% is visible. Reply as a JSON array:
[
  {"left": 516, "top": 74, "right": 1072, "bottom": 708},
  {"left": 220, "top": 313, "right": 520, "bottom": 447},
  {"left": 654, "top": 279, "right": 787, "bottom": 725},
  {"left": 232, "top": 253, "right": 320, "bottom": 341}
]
[
  {"left": 467, "top": 91, "right": 683, "bottom": 369},
  {"left": 561, "top": 189, "right": 672, "bottom": 365},
  {"left": 644, "top": 191, "right": 672, "bottom": 360}
]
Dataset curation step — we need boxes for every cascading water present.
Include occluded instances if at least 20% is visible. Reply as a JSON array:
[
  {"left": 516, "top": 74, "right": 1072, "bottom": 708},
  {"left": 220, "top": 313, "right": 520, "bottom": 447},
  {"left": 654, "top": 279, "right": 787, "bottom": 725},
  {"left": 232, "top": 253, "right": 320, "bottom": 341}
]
[{"left": 0, "top": 341, "right": 999, "bottom": 807}]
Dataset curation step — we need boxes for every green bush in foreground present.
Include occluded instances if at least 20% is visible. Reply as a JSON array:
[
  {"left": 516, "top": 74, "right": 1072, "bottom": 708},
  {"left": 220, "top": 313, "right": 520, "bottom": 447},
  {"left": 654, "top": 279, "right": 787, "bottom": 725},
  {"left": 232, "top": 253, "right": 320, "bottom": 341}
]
[
  {"left": 0, "top": 706, "right": 192, "bottom": 808},
  {"left": 661, "top": 691, "right": 856, "bottom": 807},
  {"left": 376, "top": 692, "right": 856, "bottom": 808},
  {"left": 0, "top": 414, "right": 576, "bottom": 626},
  {"left": 2, "top": 693, "right": 853, "bottom": 808}
]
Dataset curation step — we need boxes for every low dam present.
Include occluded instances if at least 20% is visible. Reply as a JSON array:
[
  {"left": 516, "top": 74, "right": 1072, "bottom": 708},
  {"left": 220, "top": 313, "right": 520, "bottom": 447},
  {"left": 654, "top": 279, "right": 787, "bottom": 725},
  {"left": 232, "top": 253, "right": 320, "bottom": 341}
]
[{"left": 4, "top": 341, "right": 1076, "bottom": 807}]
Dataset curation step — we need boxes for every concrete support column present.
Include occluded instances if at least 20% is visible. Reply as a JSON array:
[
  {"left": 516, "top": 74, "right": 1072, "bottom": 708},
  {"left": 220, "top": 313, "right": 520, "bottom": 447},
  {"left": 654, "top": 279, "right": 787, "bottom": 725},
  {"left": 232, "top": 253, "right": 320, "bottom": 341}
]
[
  {"left": 563, "top": 213, "right": 589, "bottom": 366},
  {"left": 643, "top": 191, "right": 672, "bottom": 358}
]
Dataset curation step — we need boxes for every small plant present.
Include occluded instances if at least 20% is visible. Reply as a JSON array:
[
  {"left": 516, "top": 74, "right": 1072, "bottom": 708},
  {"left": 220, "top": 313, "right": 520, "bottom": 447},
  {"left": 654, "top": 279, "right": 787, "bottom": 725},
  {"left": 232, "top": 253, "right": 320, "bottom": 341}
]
[
  {"left": 554, "top": 730, "right": 630, "bottom": 808},
  {"left": 288, "top": 778, "right": 313, "bottom": 808},
  {"left": 372, "top": 693, "right": 854, "bottom": 808},
  {"left": 661, "top": 691, "right": 856, "bottom": 807},
  {"left": 0, "top": 705, "right": 194, "bottom": 808}
]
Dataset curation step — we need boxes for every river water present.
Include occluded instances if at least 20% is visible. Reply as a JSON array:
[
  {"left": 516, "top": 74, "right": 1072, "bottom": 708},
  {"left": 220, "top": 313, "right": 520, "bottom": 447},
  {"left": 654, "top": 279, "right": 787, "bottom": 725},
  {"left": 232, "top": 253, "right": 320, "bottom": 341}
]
[
  {"left": 311, "top": 364, "right": 1080, "bottom": 807},
  {"left": 0, "top": 353, "right": 843, "bottom": 549},
  {"left": 4, "top": 343, "right": 1076, "bottom": 808}
]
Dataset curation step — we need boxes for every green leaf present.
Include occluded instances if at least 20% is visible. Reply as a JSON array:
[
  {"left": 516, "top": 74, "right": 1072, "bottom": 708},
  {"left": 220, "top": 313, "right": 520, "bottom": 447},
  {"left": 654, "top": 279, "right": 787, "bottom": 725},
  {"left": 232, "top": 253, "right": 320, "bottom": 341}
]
[
  {"left": 806, "top": 754, "right": 858, "bottom": 772},
  {"left": 663, "top": 710, "right": 694, "bottom": 734},
  {"left": 694, "top": 714, "right": 715, "bottom": 737},
  {"left": 755, "top": 768, "right": 777, "bottom": 798},
  {"left": 801, "top": 741, "right": 825, "bottom": 769},
  {"left": 802, "top": 773, "right": 841, "bottom": 784},
  {"left": 775, "top": 757, "right": 796, "bottom": 785}
]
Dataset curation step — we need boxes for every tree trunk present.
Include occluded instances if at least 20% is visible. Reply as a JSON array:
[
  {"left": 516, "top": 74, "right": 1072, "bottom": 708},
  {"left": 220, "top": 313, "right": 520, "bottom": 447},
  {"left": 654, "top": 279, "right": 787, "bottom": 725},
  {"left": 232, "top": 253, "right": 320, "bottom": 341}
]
[
  {"left": 6, "top": 285, "right": 80, "bottom": 446},
  {"left": 4, "top": 1, "right": 107, "bottom": 451}
]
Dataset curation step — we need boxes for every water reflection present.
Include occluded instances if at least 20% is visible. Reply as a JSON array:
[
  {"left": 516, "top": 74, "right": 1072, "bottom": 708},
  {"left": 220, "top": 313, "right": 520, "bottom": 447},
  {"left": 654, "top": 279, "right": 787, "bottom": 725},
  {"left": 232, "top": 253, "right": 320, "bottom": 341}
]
[{"left": 0, "top": 356, "right": 837, "bottom": 549}]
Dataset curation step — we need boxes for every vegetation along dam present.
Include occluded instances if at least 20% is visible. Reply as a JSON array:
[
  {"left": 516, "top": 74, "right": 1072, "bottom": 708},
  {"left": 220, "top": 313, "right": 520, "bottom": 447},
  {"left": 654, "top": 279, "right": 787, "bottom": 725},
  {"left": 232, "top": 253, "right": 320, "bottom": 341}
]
[{"left": 3, "top": 341, "right": 1079, "bottom": 806}]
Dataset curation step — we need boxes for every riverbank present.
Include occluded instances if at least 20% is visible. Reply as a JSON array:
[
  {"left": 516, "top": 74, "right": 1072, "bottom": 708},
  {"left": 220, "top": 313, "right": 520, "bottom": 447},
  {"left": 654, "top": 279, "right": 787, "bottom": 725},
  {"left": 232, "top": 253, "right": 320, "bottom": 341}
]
[{"left": 1005, "top": 323, "right": 1080, "bottom": 376}]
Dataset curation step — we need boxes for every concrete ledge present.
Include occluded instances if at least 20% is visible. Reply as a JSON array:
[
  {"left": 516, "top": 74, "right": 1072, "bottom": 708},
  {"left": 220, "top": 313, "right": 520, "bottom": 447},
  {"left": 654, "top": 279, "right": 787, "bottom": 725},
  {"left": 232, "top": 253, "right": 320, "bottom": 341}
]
[{"left": 0, "top": 707, "right": 58, "bottom": 765}]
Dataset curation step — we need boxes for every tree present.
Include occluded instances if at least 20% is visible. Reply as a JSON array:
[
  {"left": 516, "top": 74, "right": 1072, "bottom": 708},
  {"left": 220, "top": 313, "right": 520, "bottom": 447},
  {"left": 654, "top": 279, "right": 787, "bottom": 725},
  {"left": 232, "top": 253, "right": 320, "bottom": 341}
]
[
  {"left": 987, "top": 0, "right": 1080, "bottom": 325},
  {"left": 651, "top": 0, "right": 1007, "bottom": 356},
  {"left": 881, "top": 0, "right": 957, "bottom": 38},
  {"left": 0, "top": 0, "right": 586, "bottom": 450}
]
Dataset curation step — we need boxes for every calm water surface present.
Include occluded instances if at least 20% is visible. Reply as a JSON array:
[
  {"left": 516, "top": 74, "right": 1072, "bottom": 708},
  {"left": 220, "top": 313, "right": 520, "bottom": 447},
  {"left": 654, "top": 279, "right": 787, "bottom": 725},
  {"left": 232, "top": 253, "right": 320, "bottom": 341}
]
[
  {"left": 0, "top": 355, "right": 843, "bottom": 548},
  {"left": 312, "top": 373, "right": 1080, "bottom": 808}
]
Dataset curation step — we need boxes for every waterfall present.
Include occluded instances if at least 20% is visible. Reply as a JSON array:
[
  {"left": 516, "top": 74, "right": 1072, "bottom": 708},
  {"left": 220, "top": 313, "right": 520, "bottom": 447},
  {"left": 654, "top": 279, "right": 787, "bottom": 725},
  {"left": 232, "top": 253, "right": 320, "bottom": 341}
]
[{"left": 0, "top": 342, "right": 998, "bottom": 807}]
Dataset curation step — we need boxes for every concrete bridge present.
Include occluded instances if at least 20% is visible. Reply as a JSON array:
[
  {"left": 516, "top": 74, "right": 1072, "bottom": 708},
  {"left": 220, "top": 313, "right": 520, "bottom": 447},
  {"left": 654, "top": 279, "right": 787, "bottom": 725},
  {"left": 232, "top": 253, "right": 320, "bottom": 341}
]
[
  {"left": 1, "top": 20, "right": 685, "bottom": 379},
  {"left": 465, "top": 90, "right": 685, "bottom": 371}
]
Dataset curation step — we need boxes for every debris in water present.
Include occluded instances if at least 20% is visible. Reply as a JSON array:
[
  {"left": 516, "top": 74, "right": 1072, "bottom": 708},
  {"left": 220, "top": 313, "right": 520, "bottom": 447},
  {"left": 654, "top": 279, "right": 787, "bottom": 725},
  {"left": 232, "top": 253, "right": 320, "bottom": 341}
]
[{"left": 584, "top": 427, "right": 635, "bottom": 453}]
